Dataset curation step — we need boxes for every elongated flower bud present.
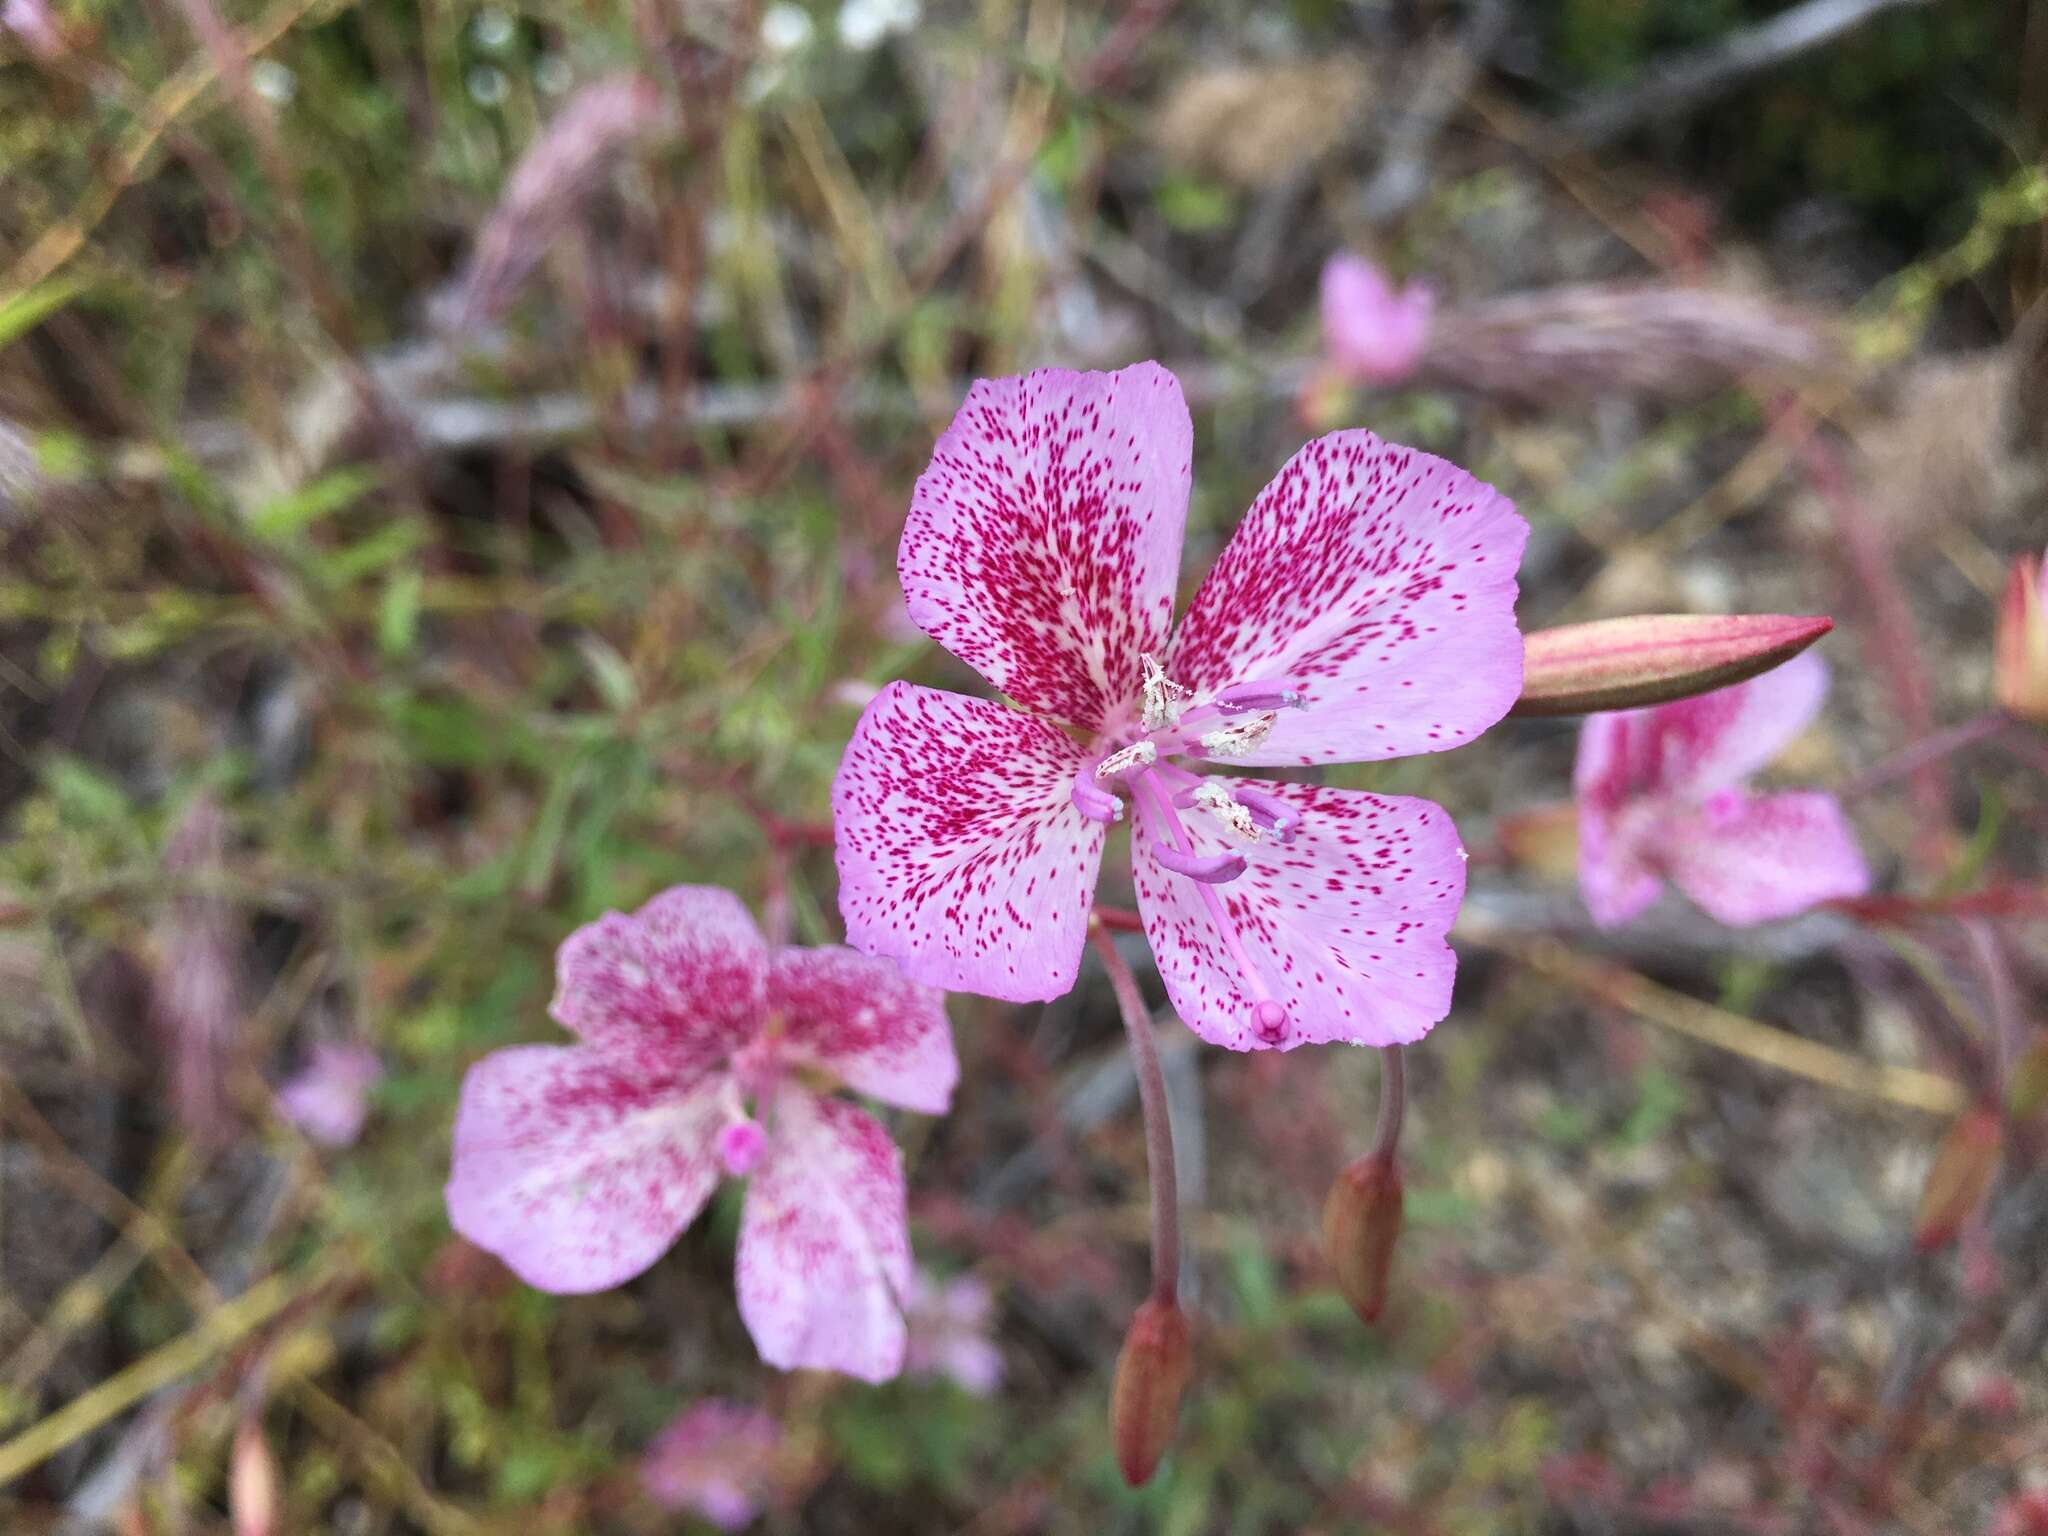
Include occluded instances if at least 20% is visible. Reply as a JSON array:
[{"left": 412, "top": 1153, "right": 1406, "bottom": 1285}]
[
  {"left": 1914, "top": 1107, "right": 2001, "bottom": 1251},
  {"left": 1110, "top": 1297, "right": 1192, "bottom": 1487},
  {"left": 230, "top": 1416, "right": 278, "bottom": 1536},
  {"left": 1994, "top": 550, "right": 2048, "bottom": 725},
  {"left": 1511, "top": 613, "right": 1833, "bottom": 717},
  {"left": 1323, "top": 1150, "right": 1403, "bottom": 1324}
]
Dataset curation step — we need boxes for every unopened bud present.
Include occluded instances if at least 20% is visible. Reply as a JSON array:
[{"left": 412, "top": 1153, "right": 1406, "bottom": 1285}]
[
  {"left": 1914, "top": 1107, "right": 2001, "bottom": 1252},
  {"left": 230, "top": 1416, "right": 278, "bottom": 1536},
  {"left": 1994, "top": 550, "right": 2048, "bottom": 725},
  {"left": 1109, "top": 1296, "right": 1192, "bottom": 1487},
  {"left": 1323, "top": 1150, "right": 1403, "bottom": 1324},
  {"left": 1510, "top": 613, "right": 1833, "bottom": 717}
]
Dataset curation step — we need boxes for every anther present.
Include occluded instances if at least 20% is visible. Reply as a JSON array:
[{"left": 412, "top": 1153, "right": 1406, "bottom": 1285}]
[
  {"left": 1151, "top": 844, "right": 1248, "bottom": 884},
  {"left": 1191, "top": 781, "right": 1259, "bottom": 841},
  {"left": 1096, "top": 740, "right": 1159, "bottom": 779},
  {"left": 1229, "top": 783, "right": 1300, "bottom": 843},
  {"left": 1139, "top": 654, "right": 1190, "bottom": 732},
  {"left": 1196, "top": 712, "right": 1278, "bottom": 758}
]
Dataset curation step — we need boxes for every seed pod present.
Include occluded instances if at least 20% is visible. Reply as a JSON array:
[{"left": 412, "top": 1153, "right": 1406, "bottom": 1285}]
[
  {"left": 1323, "top": 1150, "right": 1403, "bottom": 1324},
  {"left": 1109, "top": 1296, "right": 1192, "bottom": 1487}
]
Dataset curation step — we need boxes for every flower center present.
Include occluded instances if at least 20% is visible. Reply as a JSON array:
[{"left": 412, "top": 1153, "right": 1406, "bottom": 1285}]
[{"left": 1071, "top": 656, "right": 1309, "bottom": 1044}]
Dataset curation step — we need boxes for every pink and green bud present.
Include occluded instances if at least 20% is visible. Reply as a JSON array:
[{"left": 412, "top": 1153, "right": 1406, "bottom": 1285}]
[
  {"left": 1110, "top": 1296, "right": 1192, "bottom": 1487},
  {"left": 1511, "top": 613, "right": 1834, "bottom": 718},
  {"left": 1914, "top": 1107, "right": 2001, "bottom": 1252},
  {"left": 1322, "top": 1149, "right": 1403, "bottom": 1324},
  {"left": 1994, "top": 550, "right": 2048, "bottom": 725}
]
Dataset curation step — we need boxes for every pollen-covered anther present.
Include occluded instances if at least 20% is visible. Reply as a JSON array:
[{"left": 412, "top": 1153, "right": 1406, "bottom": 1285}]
[
  {"left": 1192, "top": 781, "right": 1259, "bottom": 841},
  {"left": 1095, "top": 740, "right": 1159, "bottom": 779},
  {"left": 1138, "top": 653, "right": 1190, "bottom": 732},
  {"left": 1197, "top": 712, "right": 1278, "bottom": 759}
]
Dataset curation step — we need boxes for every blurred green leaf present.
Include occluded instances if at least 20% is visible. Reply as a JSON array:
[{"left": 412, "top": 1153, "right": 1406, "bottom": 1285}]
[{"left": 248, "top": 466, "right": 380, "bottom": 540}]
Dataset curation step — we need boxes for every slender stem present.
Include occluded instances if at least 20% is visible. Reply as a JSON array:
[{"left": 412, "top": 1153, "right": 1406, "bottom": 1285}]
[
  {"left": 1089, "top": 922, "right": 1181, "bottom": 1306},
  {"left": 1840, "top": 711, "right": 2007, "bottom": 802},
  {"left": 1370, "top": 1045, "right": 1407, "bottom": 1161},
  {"left": 1963, "top": 919, "right": 2020, "bottom": 1092}
]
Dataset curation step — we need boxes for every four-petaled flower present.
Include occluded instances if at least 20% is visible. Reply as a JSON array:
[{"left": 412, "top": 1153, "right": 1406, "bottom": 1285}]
[
  {"left": 640, "top": 1399, "right": 784, "bottom": 1529},
  {"left": 903, "top": 1268, "right": 1004, "bottom": 1396},
  {"left": 833, "top": 362, "right": 1529, "bottom": 1050},
  {"left": 1322, "top": 254, "right": 1435, "bottom": 387},
  {"left": 1576, "top": 652, "right": 1870, "bottom": 927},
  {"left": 445, "top": 885, "right": 956, "bottom": 1381}
]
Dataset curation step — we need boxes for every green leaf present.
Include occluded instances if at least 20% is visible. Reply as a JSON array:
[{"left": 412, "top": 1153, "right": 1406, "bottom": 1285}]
[
  {"left": 248, "top": 465, "right": 380, "bottom": 540},
  {"left": 1154, "top": 175, "right": 1237, "bottom": 233},
  {"left": 0, "top": 277, "right": 88, "bottom": 351}
]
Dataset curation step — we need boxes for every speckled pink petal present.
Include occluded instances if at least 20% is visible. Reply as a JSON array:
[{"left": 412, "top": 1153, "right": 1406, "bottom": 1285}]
[
  {"left": 1321, "top": 254, "right": 1435, "bottom": 386},
  {"left": 1651, "top": 650, "right": 1830, "bottom": 797},
  {"left": 1132, "top": 779, "right": 1467, "bottom": 1050},
  {"left": 899, "top": 363, "right": 1192, "bottom": 732},
  {"left": 551, "top": 886, "right": 767, "bottom": 1071},
  {"left": 445, "top": 1045, "right": 724, "bottom": 1293},
  {"left": 640, "top": 1400, "right": 782, "bottom": 1529},
  {"left": 1661, "top": 790, "right": 1870, "bottom": 926},
  {"left": 769, "top": 947, "right": 957, "bottom": 1115},
  {"left": 833, "top": 682, "right": 1107, "bottom": 1003},
  {"left": 1167, "top": 431, "right": 1528, "bottom": 766},
  {"left": 1574, "top": 711, "right": 1666, "bottom": 929},
  {"left": 735, "top": 1086, "right": 911, "bottom": 1382}
]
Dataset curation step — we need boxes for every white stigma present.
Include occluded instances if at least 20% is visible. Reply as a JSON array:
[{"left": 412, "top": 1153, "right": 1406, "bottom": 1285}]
[
  {"left": 1139, "top": 653, "right": 1189, "bottom": 732},
  {"left": 1095, "top": 740, "right": 1158, "bottom": 778},
  {"left": 1198, "top": 711, "right": 1278, "bottom": 758},
  {"left": 1193, "top": 781, "right": 1259, "bottom": 841}
]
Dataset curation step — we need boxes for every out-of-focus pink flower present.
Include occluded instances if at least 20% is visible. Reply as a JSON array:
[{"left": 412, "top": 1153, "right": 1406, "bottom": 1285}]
[
  {"left": 640, "top": 1400, "right": 783, "bottom": 1530},
  {"left": 447, "top": 73, "right": 672, "bottom": 329},
  {"left": 1320, "top": 254, "right": 1434, "bottom": 387},
  {"left": 1994, "top": 547, "right": 2048, "bottom": 725},
  {"left": 276, "top": 1043, "right": 383, "bottom": 1147},
  {"left": 1992, "top": 1492, "right": 2048, "bottom": 1536},
  {"left": 445, "top": 886, "right": 956, "bottom": 1381},
  {"left": 834, "top": 362, "right": 1528, "bottom": 1051},
  {"left": 902, "top": 1270, "right": 1003, "bottom": 1395},
  {"left": 152, "top": 796, "right": 242, "bottom": 1139},
  {"left": 1575, "top": 652, "right": 1869, "bottom": 927},
  {"left": 2, "top": 0, "right": 69, "bottom": 61}
]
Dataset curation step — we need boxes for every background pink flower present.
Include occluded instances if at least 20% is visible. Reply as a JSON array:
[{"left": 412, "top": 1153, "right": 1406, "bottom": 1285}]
[
  {"left": 640, "top": 1400, "right": 783, "bottom": 1529},
  {"left": 1320, "top": 254, "right": 1435, "bottom": 386},
  {"left": 834, "top": 362, "right": 1528, "bottom": 1051},
  {"left": 1575, "top": 651, "right": 1870, "bottom": 927},
  {"left": 903, "top": 1269, "right": 1004, "bottom": 1396},
  {"left": 444, "top": 885, "right": 957, "bottom": 1381},
  {"left": 276, "top": 1042, "right": 383, "bottom": 1147}
]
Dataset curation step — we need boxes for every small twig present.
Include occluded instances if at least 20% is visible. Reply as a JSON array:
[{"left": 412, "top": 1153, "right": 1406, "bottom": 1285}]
[
  {"left": 1841, "top": 712, "right": 2010, "bottom": 802},
  {"left": 1370, "top": 1045, "right": 1406, "bottom": 1162},
  {"left": 1356, "top": 0, "right": 1510, "bottom": 223},
  {"left": 1089, "top": 922, "right": 1181, "bottom": 1305},
  {"left": 1557, "top": 0, "right": 1931, "bottom": 148}
]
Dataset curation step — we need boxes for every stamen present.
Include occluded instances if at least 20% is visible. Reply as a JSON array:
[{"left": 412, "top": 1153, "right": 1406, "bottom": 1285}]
[
  {"left": 1139, "top": 653, "right": 1190, "bottom": 732},
  {"left": 1215, "top": 681, "right": 1306, "bottom": 712},
  {"left": 1151, "top": 844, "right": 1248, "bottom": 883},
  {"left": 1096, "top": 740, "right": 1158, "bottom": 779},
  {"left": 1229, "top": 783, "right": 1300, "bottom": 843},
  {"left": 1196, "top": 712, "right": 1278, "bottom": 758},
  {"left": 1191, "top": 781, "right": 1259, "bottom": 841},
  {"left": 1071, "top": 768, "right": 1124, "bottom": 823}
]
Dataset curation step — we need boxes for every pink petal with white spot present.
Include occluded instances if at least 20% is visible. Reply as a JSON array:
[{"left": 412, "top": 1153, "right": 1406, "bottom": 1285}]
[
  {"left": 551, "top": 885, "right": 767, "bottom": 1071},
  {"left": 1167, "top": 431, "right": 1528, "bottom": 766},
  {"left": 736, "top": 1086, "right": 911, "bottom": 1382},
  {"left": 1661, "top": 790, "right": 1870, "bottom": 926},
  {"left": 1321, "top": 254, "right": 1435, "bottom": 385},
  {"left": 769, "top": 946, "right": 958, "bottom": 1114},
  {"left": 1574, "top": 710, "right": 1665, "bottom": 928},
  {"left": 1133, "top": 779, "right": 1467, "bottom": 1050},
  {"left": 445, "top": 1045, "right": 723, "bottom": 1293},
  {"left": 899, "top": 363, "right": 1193, "bottom": 732},
  {"left": 1647, "top": 650, "right": 1830, "bottom": 798},
  {"left": 833, "top": 682, "right": 1107, "bottom": 1003}
]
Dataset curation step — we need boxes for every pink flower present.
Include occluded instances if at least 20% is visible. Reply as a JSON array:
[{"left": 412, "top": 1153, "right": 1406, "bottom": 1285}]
[
  {"left": 1575, "top": 652, "right": 1870, "bottom": 928},
  {"left": 277, "top": 1043, "right": 384, "bottom": 1147},
  {"left": 444, "top": 886, "right": 956, "bottom": 1381},
  {"left": 834, "top": 362, "right": 1529, "bottom": 1051},
  {"left": 640, "top": 1400, "right": 782, "bottom": 1529},
  {"left": 903, "top": 1270, "right": 1003, "bottom": 1395},
  {"left": 1321, "top": 255, "right": 1435, "bottom": 386}
]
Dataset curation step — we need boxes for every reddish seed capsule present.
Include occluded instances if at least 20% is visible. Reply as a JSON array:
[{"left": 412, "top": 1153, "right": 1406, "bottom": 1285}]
[
  {"left": 1914, "top": 1107, "right": 2002, "bottom": 1252},
  {"left": 1323, "top": 1150, "right": 1403, "bottom": 1324},
  {"left": 1109, "top": 1296, "right": 1192, "bottom": 1487},
  {"left": 1995, "top": 550, "right": 2048, "bottom": 726}
]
